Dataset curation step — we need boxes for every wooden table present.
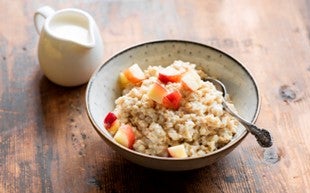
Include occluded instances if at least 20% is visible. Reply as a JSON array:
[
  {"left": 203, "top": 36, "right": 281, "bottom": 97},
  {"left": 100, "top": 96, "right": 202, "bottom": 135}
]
[{"left": 1, "top": 0, "right": 309, "bottom": 192}]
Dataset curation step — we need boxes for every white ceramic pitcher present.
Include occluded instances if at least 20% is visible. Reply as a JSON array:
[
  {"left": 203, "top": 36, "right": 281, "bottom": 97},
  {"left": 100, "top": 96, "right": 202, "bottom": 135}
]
[{"left": 34, "top": 6, "right": 103, "bottom": 86}]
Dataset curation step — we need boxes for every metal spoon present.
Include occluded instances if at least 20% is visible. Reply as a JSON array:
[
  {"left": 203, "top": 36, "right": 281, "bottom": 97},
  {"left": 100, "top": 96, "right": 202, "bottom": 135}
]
[{"left": 204, "top": 78, "right": 272, "bottom": 148}]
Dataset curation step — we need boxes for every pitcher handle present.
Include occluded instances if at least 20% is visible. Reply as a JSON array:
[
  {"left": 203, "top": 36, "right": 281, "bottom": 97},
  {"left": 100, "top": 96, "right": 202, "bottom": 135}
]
[{"left": 34, "top": 6, "right": 55, "bottom": 34}]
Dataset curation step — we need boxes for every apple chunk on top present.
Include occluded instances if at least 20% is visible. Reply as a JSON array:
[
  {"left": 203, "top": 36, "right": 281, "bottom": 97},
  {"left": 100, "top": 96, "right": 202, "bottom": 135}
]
[
  {"left": 158, "top": 66, "right": 183, "bottom": 84},
  {"left": 123, "top": 64, "right": 145, "bottom": 84},
  {"left": 181, "top": 70, "right": 202, "bottom": 91}
]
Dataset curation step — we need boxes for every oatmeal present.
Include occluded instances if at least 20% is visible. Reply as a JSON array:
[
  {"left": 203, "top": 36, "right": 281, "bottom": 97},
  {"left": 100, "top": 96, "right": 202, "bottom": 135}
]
[{"left": 103, "top": 60, "right": 238, "bottom": 158}]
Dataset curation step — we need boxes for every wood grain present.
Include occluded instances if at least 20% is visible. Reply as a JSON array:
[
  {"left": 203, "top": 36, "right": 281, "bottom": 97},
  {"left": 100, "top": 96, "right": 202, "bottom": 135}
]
[{"left": 0, "top": 0, "right": 309, "bottom": 192}]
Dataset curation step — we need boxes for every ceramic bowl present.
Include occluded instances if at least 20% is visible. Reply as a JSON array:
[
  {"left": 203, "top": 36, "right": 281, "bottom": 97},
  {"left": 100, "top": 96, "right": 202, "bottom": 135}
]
[{"left": 86, "top": 40, "right": 260, "bottom": 171}]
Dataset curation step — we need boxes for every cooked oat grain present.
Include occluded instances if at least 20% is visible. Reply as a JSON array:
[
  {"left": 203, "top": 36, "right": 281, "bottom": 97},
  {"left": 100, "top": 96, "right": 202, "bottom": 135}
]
[{"left": 114, "top": 60, "right": 238, "bottom": 157}]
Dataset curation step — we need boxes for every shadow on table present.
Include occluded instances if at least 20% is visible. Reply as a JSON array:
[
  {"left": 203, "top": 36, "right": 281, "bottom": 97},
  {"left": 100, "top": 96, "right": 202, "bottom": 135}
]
[
  {"left": 38, "top": 75, "right": 87, "bottom": 134},
  {"left": 90, "top": 158, "right": 222, "bottom": 193}
]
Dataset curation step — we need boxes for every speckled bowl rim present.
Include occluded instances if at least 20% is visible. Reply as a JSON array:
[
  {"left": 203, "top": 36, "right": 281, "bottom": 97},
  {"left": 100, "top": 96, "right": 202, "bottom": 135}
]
[{"left": 86, "top": 40, "right": 261, "bottom": 161}]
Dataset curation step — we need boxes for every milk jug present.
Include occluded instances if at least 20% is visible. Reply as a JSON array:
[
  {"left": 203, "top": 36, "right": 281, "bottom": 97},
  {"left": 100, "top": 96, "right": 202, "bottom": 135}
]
[{"left": 34, "top": 6, "right": 103, "bottom": 86}]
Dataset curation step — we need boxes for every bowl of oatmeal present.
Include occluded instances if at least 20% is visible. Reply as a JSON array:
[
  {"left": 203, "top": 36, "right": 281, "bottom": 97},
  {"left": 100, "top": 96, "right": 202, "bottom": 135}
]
[{"left": 86, "top": 40, "right": 260, "bottom": 171}]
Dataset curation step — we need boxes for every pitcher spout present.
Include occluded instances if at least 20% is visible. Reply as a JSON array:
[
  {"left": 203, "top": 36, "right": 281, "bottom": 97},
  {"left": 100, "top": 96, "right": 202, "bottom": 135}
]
[
  {"left": 74, "top": 21, "right": 96, "bottom": 48},
  {"left": 45, "top": 8, "right": 97, "bottom": 48}
]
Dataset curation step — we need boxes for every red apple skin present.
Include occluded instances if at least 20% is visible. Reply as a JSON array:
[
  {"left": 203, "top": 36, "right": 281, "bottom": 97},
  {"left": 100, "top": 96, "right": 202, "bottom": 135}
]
[
  {"left": 158, "top": 73, "right": 181, "bottom": 84},
  {"left": 114, "top": 124, "right": 136, "bottom": 149},
  {"left": 104, "top": 112, "right": 118, "bottom": 129},
  {"left": 122, "top": 125, "right": 135, "bottom": 149},
  {"left": 162, "top": 91, "right": 182, "bottom": 110},
  {"left": 158, "top": 67, "right": 182, "bottom": 84}
]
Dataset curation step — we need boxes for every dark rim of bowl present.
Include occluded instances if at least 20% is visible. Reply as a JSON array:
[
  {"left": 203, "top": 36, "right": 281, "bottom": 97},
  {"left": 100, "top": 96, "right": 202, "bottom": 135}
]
[{"left": 85, "top": 39, "right": 261, "bottom": 161}]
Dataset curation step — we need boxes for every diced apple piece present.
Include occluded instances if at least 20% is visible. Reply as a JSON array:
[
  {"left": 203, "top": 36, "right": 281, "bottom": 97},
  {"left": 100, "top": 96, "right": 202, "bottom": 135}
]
[
  {"left": 104, "top": 112, "right": 117, "bottom": 128},
  {"left": 108, "top": 119, "right": 120, "bottom": 135},
  {"left": 181, "top": 70, "right": 201, "bottom": 91},
  {"left": 147, "top": 82, "right": 168, "bottom": 104},
  {"left": 104, "top": 112, "right": 120, "bottom": 135},
  {"left": 114, "top": 125, "right": 135, "bottom": 149},
  {"left": 168, "top": 144, "right": 188, "bottom": 158},
  {"left": 162, "top": 90, "right": 182, "bottom": 110},
  {"left": 119, "top": 72, "right": 130, "bottom": 88},
  {"left": 158, "top": 66, "right": 182, "bottom": 84},
  {"left": 123, "top": 64, "right": 145, "bottom": 84}
]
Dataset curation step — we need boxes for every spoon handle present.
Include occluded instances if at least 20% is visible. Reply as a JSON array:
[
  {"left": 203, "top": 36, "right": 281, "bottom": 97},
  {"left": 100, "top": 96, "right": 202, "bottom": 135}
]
[{"left": 222, "top": 102, "right": 272, "bottom": 148}]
